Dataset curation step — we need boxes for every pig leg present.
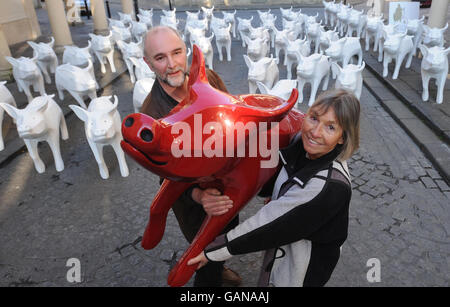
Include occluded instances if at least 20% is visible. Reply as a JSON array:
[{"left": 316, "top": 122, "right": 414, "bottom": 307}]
[
  {"left": 436, "top": 74, "right": 446, "bottom": 104},
  {"left": 20, "top": 81, "right": 33, "bottom": 103},
  {"left": 88, "top": 140, "right": 109, "bottom": 179},
  {"left": 37, "top": 74, "right": 46, "bottom": 96},
  {"left": 125, "top": 59, "right": 135, "bottom": 84},
  {"left": 405, "top": 51, "right": 413, "bottom": 69},
  {"left": 322, "top": 71, "right": 330, "bottom": 91},
  {"left": 239, "top": 31, "right": 246, "bottom": 47},
  {"left": 56, "top": 83, "right": 65, "bottom": 101},
  {"left": 286, "top": 60, "right": 293, "bottom": 80},
  {"left": 60, "top": 115, "right": 69, "bottom": 141},
  {"left": 37, "top": 62, "right": 51, "bottom": 84},
  {"left": 68, "top": 90, "right": 88, "bottom": 109},
  {"left": 0, "top": 112, "right": 4, "bottom": 151},
  {"left": 392, "top": 55, "right": 403, "bottom": 80},
  {"left": 112, "top": 138, "right": 129, "bottom": 177},
  {"left": 309, "top": 80, "right": 319, "bottom": 106},
  {"left": 142, "top": 180, "right": 193, "bottom": 250},
  {"left": 383, "top": 55, "right": 391, "bottom": 78},
  {"left": 24, "top": 139, "right": 45, "bottom": 173},
  {"left": 421, "top": 72, "right": 430, "bottom": 102},
  {"left": 95, "top": 53, "right": 106, "bottom": 74},
  {"left": 297, "top": 79, "right": 306, "bottom": 104},
  {"left": 378, "top": 42, "right": 384, "bottom": 62},
  {"left": 107, "top": 51, "right": 116, "bottom": 73},
  {"left": 226, "top": 41, "right": 231, "bottom": 62},
  {"left": 47, "top": 132, "right": 64, "bottom": 172},
  {"left": 248, "top": 81, "right": 257, "bottom": 94}
]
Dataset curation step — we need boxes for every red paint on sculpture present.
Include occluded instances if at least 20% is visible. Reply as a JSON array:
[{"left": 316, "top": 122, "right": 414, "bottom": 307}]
[{"left": 121, "top": 45, "right": 304, "bottom": 286}]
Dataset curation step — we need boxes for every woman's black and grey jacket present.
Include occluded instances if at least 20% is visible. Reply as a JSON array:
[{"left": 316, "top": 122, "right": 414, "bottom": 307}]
[{"left": 204, "top": 133, "right": 352, "bottom": 287}]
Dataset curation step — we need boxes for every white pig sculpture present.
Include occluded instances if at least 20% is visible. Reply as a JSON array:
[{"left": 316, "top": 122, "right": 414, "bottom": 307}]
[
  {"left": 212, "top": 23, "right": 232, "bottom": 62},
  {"left": 296, "top": 53, "right": 330, "bottom": 106},
  {"left": 422, "top": 23, "right": 448, "bottom": 48},
  {"left": 0, "top": 81, "right": 17, "bottom": 151},
  {"left": 116, "top": 39, "right": 143, "bottom": 84},
  {"left": 256, "top": 79, "right": 297, "bottom": 100},
  {"left": 55, "top": 60, "right": 98, "bottom": 109},
  {"left": 244, "top": 55, "right": 279, "bottom": 94},
  {"left": 331, "top": 61, "right": 365, "bottom": 99},
  {"left": 382, "top": 31, "right": 414, "bottom": 80},
  {"left": 69, "top": 96, "right": 129, "bottom": 179},
  {"left": 27, "top": 37, "right": 58, "bottom": 85},
  {"left": 325, "top": 37, "right": 362, "bottom": 78},
  {"left": 5, "top": 55, "right": 46, "bottom": 103},
  {"left": 89, "top": 32, "right": 116, "bottom": 74},
  {"left": 419, "top": 45, "right": 450, "bottom": 104},
  {"left": 0, "top": 95, "right": 68, "bottom": 173},
  {"left": 133, "top": 77, "right": 155, "bottom": 113}
]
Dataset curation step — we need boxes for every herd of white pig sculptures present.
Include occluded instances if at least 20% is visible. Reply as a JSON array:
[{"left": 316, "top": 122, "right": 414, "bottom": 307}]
[{"left": 0, "top": 4, "right": 449, "bottom": 175}]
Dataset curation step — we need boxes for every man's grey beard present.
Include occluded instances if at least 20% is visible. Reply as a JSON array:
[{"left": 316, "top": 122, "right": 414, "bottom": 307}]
[{"left": 158, "top": 70, "right": 189, "bottom": 87}]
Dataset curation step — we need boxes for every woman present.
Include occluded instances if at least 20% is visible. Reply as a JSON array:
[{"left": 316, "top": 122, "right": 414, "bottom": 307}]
[{"left": 188, "top": 89, "right": 361, "bottom": 287}]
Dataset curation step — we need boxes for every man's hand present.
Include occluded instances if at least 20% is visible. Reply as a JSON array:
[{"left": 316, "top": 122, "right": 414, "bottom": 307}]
[
  {"left": 191, "top": 188, "right": 233, "bottom": 216},
  {"left": 187, "top": 251, "right": 208, "bottom": 270}
]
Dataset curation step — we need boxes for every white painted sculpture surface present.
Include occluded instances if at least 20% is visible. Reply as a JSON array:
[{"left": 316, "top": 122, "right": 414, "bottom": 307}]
[
  {"left": 129, "top": 57, "right": 155, "bottom": 81},
  {"left": 69, "top": 96, "right": 129, "bottom": 179},
  {"left": 5, "top": 55, "right": 46, "bottom": 103},
  {"left": 201, "top": 6, "right": 214, "bottom": 21},
  {"left": 138, "top": 8, "right": 153, "bottom": 28},
  {"left": 331, "top": 61, "right": 365, "bottom": 99},
  {"left": 325, "top": 37, "right": 363, "bottom": 77},
  {"left": 222, "top": 10, "right": 237, "bottom": 38},
  {"left": 406, "top": 16, "right": 424, "bottom": 56},
  {"left": 280, "top": 6, "right": 297, "bottom": 21},
  {"left": 108, "top": 18, "right": 126, "bottom": 29},
  {"left": 117, "top": 39, "right": 143, "bottom": 84},
  {"left": 63, "top": 41, "right": 94, "bottom": 67},
  {"left": 283, "top": 19, "right": 303, "bottom": 40},
  {"left": 0, "top": 95, "right": 68, "bottom": 173},
  {"left": 377, "top": 24, "right": 403, "bottom": 62},
  {"left": 187, "top": 26, "right": 207, "bottom": 50},
  {"left": 111, "top": 25, "right": 132, "bottom": 44},
  {"left": 273, "top": 28, "right": 292, "bottom": 65},
  {"left": 162, "top": 8, "right": 176, "bottom": 18},
  {"left": 210, "top": 15, "right": 228, "bottom": 30},
  {"left": 55, "top": 60, "right": 98, "bottom": 109},
  {"left": 89, "top": 32, "right": 116, "bottom": 74},
  {"left": 185, "top": 18, "right": 208, "bottom": 39},
  {"left": 422, "top": 23, "right": 448, "bottom": 48},
  {"left": 305, "top": 21, "right": 322, "bottom": 54},
  {"left": 0, "top": 81, "right": 17, "bottom": 151},
  {"left": 285, "top": 37, "right": 310, "bottom": 80},
  {"left": 419, "top": 45, "right": 450, "bottom": 104},
  {"left": 323, "top": 0, "right": 338, "bottom": 27},
  {"left": 245, "top": 36, "right": 270, "bottom": 62},
  {"left": 296, "top": 53, "right": 330, "bottom": 106},
  {"left": 244, "top": 55, "right": 279, "bottom": 94},
  {"left": 337, "top": 3, "right": 351, "bottom": 36},
  {"left": 212, "top": 23, "right": 232, "bottom": 62},
  {"left": 237, "top": 16, "right": 253, "bottom": 47},
  {"left": 260, "top": 14, "right": 277, "bottom": 48},
  {"left": 160, "top": 15, "right": 178, "bottom": 30},
  {"left": 347, "top": 9, "right": 367, "bottom": 38},
  {"left": 365, "top": 14, "right": 384, "bottom": 51},
  {"left": 133, "top": 77, "right": 155, "bottom": 113},
  {"left": 191, "top": 35, "right": 214, "bottom": 69},
  {"left": 27, "top": 37, "right": 58, "bottom": 85},
  {"left": 256, "top": 79, "right": 298, "bottom": 101},
  {"left": 382, "top": 32, "right": 414, "bottom": 80},
  {"left": 118, "top": 12, "right": 133, "bottom": 27},
  {"left": 131, "top": 21, "right": 148, "bottom": 42},
  {"left": 319, "top": 27, "right": 339, "bottom": 54}
]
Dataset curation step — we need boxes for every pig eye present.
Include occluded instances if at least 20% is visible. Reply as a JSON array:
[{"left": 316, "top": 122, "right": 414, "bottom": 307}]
[{"left": 140, "top": 129, "right": 153, "bottom": 142}]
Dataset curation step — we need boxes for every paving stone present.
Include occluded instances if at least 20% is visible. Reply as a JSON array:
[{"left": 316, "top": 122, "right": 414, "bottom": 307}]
[{"left": 420, "top": 177, "right": 438, "bottom": 189}]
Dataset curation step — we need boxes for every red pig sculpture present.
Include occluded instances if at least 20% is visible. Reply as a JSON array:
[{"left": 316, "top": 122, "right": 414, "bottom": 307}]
[{"left": 120, "top": 45, "right": 304, "bottom": 286}]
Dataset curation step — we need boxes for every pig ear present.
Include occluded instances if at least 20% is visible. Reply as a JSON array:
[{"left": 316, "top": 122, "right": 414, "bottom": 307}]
[
  {"left": 440, "top": 23, "right": 448, "bottom": 33},
  {"left": 69, "top": 104, "right": 89, "bottom": 122},
  {"left": 188, "top": 45, "right": 209, "bottom": 87},
  {"left": 27, "top": 41, "right": 39, "bottom": 50},
  {"left": 256, "top": 81, "right": 270, "bottom": 94},
  {"left": 331, "top": 62, "right": 342, "bottom": 76},
  {"left": 243, "top": 54, "right": 253, "bottom": 68},
  {"left": 0, "top": 102, "right": 20, "bottom": 120},
  {"left": 357, "top": 61, "right": 366, "bottom": 72},
  {"left": 108, "top": 95, "right": 119, "bottom": 114},
  {"left": 5, "top": 56, "right": 18, "bottom": 67},
  {"left": 48, "top": 37, "right": 55, "bottom": 48},
  {"left": 32, "top": 96, "right": 49, "bottom": 113},
  {"left": 208, "top": 33, "right": 214, "bottom": 41},
  {"left": 419, "top": 44, "right": 428, "bottom": 57},
  {"left": 443, "top": 47, "right": 450, "bottom": 56}
]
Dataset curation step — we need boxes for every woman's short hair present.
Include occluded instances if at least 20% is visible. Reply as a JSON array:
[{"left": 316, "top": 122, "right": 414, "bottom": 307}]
[{"left": 310, "top": 89, "right": 361, "bottom": 161}]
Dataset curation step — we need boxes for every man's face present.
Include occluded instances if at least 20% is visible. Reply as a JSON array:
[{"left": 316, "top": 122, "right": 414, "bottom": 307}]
[{"left": 144, "top": 29, "right": 188, "bottom": 88}]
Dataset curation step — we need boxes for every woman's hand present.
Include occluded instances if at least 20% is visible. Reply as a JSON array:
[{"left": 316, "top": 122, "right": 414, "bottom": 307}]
[
  {"left": 187, "top": 251, "right": 209, "bottom": 270},
  {"left": 192, "top": 188, "right": 233, "bottom": 216}
]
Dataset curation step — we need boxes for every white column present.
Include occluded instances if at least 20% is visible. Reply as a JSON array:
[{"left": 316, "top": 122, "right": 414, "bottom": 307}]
[
  {"left": 0, "top": 25, "right": 12, "bottom": 80},
  {"left": 121, "top": 0, "right": 134, "bottom": 16},
  {"left": 427, "top": 0, "right": 449, "bottom": 29},
  {"left": 91, "top": 0, "right": 109, "bottom": 35},
  {"left": 45, "top": 0, "right": 74, "bottom": 52}
]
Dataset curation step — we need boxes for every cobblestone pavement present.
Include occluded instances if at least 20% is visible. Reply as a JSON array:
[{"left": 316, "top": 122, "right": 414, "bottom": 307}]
[{"left": 0, "top": 6, "right": 449, "bottom": 287}]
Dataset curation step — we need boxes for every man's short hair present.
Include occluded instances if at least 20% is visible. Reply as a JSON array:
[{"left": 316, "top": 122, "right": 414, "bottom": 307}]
[{"left": 143, "top": 26, "right": 185, "bottom": 58}]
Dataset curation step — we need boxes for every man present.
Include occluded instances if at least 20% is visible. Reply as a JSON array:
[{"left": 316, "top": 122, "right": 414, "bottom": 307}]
[{"left": 140, "top": 26, "right": 241, "bottom": 287}]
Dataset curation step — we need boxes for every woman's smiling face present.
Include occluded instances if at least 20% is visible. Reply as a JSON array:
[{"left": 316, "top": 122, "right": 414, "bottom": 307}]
[{"left": 301, "top": 106, "right": 344, "bottom": 160}]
